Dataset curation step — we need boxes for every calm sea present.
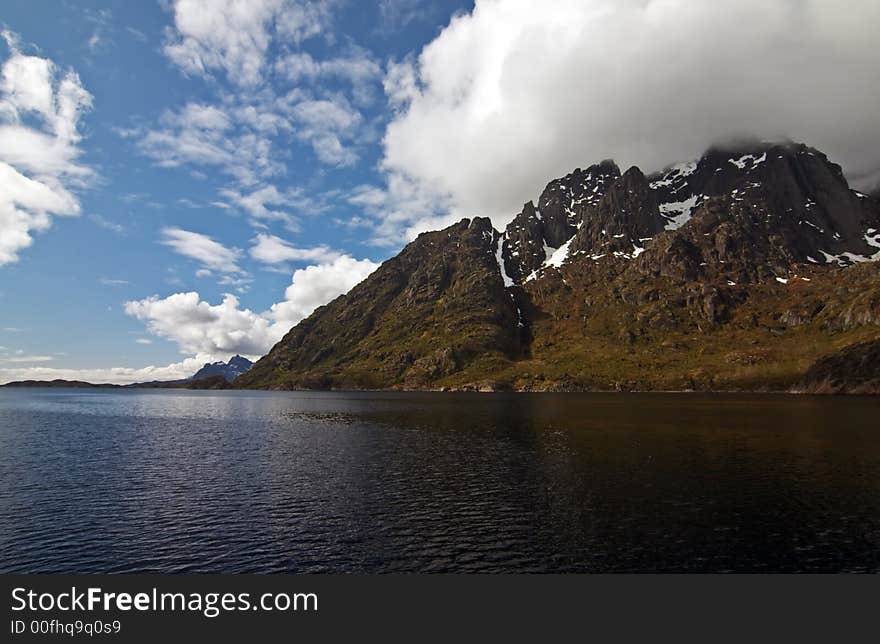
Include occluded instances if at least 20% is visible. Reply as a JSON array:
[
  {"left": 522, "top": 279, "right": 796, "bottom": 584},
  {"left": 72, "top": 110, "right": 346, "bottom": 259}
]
[{"left": 1, "top": 388, "right": 878, "bottom": 573}]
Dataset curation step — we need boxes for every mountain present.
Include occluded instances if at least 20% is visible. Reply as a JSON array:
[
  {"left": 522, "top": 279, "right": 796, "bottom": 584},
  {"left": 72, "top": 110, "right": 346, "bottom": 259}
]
[
  {"left": 236, "top": 141, "right": 880, "bottom": 393},
  {"left": 0, "top": 379, "right": 120, "bottom": 388},
  {"left": 799, "top": 338, "right": 880, "bottom": 394},
  {"left": 190, "top": 355, "right": 254, "bottom": 382},
  {"left": 1, "top": 376, "right": 232, "bottom": 389}
]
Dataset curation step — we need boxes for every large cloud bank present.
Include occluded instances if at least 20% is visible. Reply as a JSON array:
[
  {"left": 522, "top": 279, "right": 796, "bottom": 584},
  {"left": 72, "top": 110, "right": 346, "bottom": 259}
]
[{"left": 377, "top": 0, "right": 880, "bottom": 235}]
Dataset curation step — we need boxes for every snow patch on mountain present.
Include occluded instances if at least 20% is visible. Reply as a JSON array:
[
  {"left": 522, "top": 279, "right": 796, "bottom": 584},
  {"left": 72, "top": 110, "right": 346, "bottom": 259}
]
[
  {"left": 546, "top": 235, "right": 574, "bottom": 268},
  {"left": 660, "top": 194, "right": 701, "bottom": 230},
  {"left": 730, "top": 152, "right": 767, "bottom": 170},
  {"left": 495, "top": 235, "right": 514, "bottom": 287},
  {"left": 649, "top": 160, "right": 696, "bottom": 190}
]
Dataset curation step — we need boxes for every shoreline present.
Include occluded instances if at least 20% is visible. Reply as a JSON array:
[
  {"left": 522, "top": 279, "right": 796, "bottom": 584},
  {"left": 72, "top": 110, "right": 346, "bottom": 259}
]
[{"left": 2, "top": 381, "right": 877, "bottom": 395}]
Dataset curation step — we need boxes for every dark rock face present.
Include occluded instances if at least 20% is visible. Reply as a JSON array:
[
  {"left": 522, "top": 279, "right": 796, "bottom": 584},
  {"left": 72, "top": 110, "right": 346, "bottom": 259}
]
[
  {"left": 191, "top": 355, "right": 254, "bottom": 381},
  {"left": 536, "top": 160, "right": 620, "bottom": 245},
  {"left": 801, "top": 339, "right": 880, "bottom": 394},
  {"left": 501, "top": 201, "right": 546, "bottom": 283},
  {"left": 186, "top": 375, "right": 231, "bottom": 390},
  {"left": 644, "top": 141, "right": 880, "bottom": 267},
  {"left": 237, "top": 141, "right": 880, "bottom": 392},
  {"left": 500, "top": 160, "right": 621, "bottom": 281},
  {"left": 505, "top": 141, "right": 879, "bottom": 286},
  {"left": 237, "top": 217, "right": 521, "bottom": 390},
  {"left": 614, "top": 142, "right": 880, "bottom": 285},
  {"left": 571, "top": 165, "right": 666, "bottom": 257}
]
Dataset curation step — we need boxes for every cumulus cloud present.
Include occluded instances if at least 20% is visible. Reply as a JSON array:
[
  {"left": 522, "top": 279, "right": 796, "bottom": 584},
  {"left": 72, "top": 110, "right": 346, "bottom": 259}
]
[
  {"left": 0, "top": 31, "right": 93, "bottom": 265},
  {"left": 160, "top": 227, "right": 243, "bottom": 274},
  {"left": 124, "top": 254, "right": 378, "bottom": 360},
  {"left": 268, "top": 255, "right": 379, "bottom": 328},
  {"left": 373, "top": 0, "right": 880, "bottom": 239},
  {"left": 162, "top": 0, "right": 332, "bottom": 87},
  {"left": 125, "top": 292, "right": 276, "bottom": 357}
]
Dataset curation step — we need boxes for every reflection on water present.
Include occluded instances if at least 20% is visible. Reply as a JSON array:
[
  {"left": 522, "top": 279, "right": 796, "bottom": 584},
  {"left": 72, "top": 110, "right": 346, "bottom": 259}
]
[{"left": 0, "top": 389, "right": 878, "bottom": 572}]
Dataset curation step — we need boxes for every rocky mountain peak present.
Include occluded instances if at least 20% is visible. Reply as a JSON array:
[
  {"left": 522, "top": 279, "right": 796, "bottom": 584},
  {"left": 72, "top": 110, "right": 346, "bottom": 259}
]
[
  {"left": 643, "top": 140, "right": 880, "bottom": 268},
  {"left": 191, "top": 355, "right": 254, "bottom": 382},
  {"left": 536, "top": 159, "right": 621, "bottom": 236},
  {"left": 500, "top": 159, "right": 622, "bottom": 282},
  {"left": 515, "top": 140, "right": 880, "bottom": 285},
  {"left": 500, "top": 201, "right": 547, "bottom": 282},
  {"left": 235, "top": 139, "right": 880, "bottom": 393}
]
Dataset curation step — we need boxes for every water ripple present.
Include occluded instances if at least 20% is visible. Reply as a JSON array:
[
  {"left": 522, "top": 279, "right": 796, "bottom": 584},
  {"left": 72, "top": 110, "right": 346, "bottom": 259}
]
[{"left": 1, "top": 389, "right": 879, "bottom": 573}]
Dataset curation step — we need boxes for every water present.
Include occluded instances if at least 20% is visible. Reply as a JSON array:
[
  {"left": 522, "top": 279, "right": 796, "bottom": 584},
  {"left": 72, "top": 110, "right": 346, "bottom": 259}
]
[{"left": 0, "top": 388, "right": 878, "bottom": 573}]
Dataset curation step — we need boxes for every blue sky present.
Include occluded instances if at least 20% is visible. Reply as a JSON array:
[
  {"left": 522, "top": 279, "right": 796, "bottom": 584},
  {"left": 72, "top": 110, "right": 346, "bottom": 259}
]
[
  {"left": 1, "top": 0, "right": 878, "bottom": 383},
  {"left": 0, "top": 0, "right": 473, "bottom": 381}
]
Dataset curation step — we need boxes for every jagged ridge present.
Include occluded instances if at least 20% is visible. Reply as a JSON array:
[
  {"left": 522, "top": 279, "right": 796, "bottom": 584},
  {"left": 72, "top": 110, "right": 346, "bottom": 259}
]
[
  {"left": 236, "top": 141, "right": 880, "bottom": 392},
  {"left": 191, "top": 355, "right": 254, "bottom": 382}
]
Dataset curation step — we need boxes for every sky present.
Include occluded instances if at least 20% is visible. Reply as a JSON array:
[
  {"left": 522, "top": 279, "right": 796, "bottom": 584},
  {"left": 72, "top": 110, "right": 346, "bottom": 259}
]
[{"left": 1, "top": 0, "right": 879, "bottom": 384}]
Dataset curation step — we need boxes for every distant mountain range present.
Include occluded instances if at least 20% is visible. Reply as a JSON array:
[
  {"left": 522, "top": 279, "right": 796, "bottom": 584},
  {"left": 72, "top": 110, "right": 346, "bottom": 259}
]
[
  {"left": 190, "top": 355, "right": 254, "bottom": 382},
  {"left": 235, "top": 140, "right": 880, "bottom": 394},
  {"left": 2, "top": 355, "right": 253, "bottom": 389}
]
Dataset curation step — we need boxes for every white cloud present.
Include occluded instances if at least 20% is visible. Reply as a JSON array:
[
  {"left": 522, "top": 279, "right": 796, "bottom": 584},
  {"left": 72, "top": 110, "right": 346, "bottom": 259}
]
[
  {"left": 268, "top": 255, "right": 378, "bottom": 328},
  {"left": 162, "top": 0, "right": 332, "bottom": 87},
  {"left": 0, "top": 355, "right": 210, "bottom": 385},
  {"left": 125, "top": 292, "right": 277, "bottom": 357},
  {"left": 84, "top": 8, "right": 113, "bottom": 54},
  {"left": 125, "top": 27, "right": 149, "bottom": 43},
  {"left": 275, "top": 50, "right": 381, "bottom": 104},
  {"left": 129, "top": 1, "right": 372, "bottom": 218},
  {"left": 131, "top": 89, "right": 365, "bottom": 198},
  {"left": 346, "top": 172, "right": 456, "bottom": 247},
  {"left": 274, "top": 0, "right": 333, "bottom": 44},
  {"left": 135, "top": 338, "right": 152, "bottom": 345},
  {"left": 125, "top": 254, "right": 378, "bottom": 361},
  {"left": 134, "top": 101, "right": 283, "bottom": 184},
  {"left": 99, "top": 278, "right": 129, "bottom": 286},
  {"left": 378, "top": 0, "right": 429, "bottom": 31},
  {"left": 176, "top": 102, "right": 231, "bottom": 130},
  {"left": 219, "top": 183, "right": 300, "bottom": 225},
  {"left": 90, "top": 214, "right": 126, "bottom": 234},
  {"left": 290, "top": 97, "right": 362, "bottom": 166},
  {"left": 1, "top": 355, "right": 53, "bottom": 363},
  {"left": 160, "top": 227, "right": 243, "bottom": 274},
  {"left": 383, "top": 58, "right": 419, "bottom": 111},
  {"left": 375, "top": 0, "right": 880, "bottom": 239},
  {"left": 0, "top": 31, "right": 93, "bottom": 265},
  {"left": 249, "top": 232, "right": 340, "bottom": 264}
]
